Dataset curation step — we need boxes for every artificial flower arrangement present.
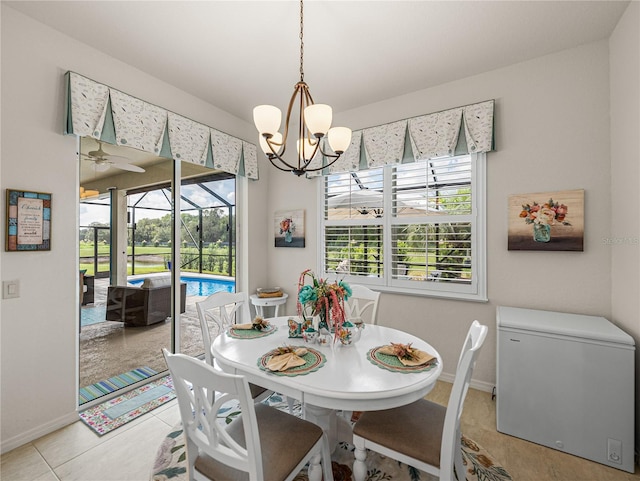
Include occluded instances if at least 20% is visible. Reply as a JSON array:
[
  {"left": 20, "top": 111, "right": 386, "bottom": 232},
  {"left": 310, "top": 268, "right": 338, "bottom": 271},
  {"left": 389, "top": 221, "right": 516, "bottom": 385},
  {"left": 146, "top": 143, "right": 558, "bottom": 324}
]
[
  {"left": 251, "top": 317, "right": 270, "bottom": 331},
  {"left": 297, "top": 269, "right": 352, "bottom": 338},
  {"left": 386, "top": 342, "right": 421, "bottom": 362},
  {"left": 519, "top": 198, "right": 570, "bottom": 226}
]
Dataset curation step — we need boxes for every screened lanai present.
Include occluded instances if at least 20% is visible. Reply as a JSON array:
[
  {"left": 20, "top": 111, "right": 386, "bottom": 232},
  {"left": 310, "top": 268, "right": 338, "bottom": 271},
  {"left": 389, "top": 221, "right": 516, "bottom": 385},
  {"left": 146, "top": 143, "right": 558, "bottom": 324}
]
[
  {"left": 80, "top": 172, "right": 236, "bottom": 279},
  {"left": 79, "top": 158, "right": 238, "bottom": 406}
]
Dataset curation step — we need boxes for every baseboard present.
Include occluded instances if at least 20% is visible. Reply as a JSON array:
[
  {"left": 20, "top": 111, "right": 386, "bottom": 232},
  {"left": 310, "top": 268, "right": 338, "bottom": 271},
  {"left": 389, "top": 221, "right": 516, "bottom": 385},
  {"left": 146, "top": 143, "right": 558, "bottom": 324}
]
[
  {"left": 1, "top": 411, "right": 79, "bottom": 455},
  {"left": 438, "top": 372, "right": 495, "bottom": 394}
]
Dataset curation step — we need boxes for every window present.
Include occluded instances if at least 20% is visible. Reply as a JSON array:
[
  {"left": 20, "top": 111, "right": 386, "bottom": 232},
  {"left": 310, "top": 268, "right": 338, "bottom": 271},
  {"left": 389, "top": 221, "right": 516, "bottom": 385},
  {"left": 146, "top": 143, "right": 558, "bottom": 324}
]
[{"left": 320, "top": 153, "right": 486, "bottom": 301}]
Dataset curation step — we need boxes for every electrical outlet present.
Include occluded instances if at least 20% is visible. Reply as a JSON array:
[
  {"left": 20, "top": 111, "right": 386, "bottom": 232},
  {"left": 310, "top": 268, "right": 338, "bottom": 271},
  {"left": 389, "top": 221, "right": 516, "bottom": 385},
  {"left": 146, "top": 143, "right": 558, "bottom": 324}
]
[{"left": 608, "top": 438, "right": 622, "bottom": 464}]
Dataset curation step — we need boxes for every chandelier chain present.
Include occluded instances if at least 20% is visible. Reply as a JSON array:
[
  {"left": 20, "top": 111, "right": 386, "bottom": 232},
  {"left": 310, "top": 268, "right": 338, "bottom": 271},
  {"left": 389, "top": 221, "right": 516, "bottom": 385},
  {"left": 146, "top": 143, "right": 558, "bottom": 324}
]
[
  {"left": 254, "top": 0, "right": 351, "bottom": 176},
  {"left": 299, "top": 0, "right": 304, "bottom": 82}
]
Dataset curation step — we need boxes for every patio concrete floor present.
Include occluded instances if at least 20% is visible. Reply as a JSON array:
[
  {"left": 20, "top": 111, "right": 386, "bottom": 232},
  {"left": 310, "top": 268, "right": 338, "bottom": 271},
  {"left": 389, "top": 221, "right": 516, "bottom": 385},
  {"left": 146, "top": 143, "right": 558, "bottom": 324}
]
[{"left": 79, "top": 278, "right": 216, "bottom": 388}]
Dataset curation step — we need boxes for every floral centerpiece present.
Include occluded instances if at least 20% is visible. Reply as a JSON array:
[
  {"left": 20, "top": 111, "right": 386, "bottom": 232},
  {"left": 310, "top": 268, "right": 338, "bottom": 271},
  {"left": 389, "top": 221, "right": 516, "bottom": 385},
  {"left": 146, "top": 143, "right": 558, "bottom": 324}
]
[
  {"left": 519, "top": 198, "right": 570, "bottom": 242},
  {"left": 297, "top": 269, "right": 351, "bottom": 338}
]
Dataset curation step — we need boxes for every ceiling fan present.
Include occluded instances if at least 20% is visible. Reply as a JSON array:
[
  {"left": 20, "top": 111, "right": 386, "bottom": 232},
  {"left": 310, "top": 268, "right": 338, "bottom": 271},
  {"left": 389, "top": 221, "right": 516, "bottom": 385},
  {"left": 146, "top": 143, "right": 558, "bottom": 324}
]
[{"left": 82, "top": 140, "right": 145, "bottom": 173}]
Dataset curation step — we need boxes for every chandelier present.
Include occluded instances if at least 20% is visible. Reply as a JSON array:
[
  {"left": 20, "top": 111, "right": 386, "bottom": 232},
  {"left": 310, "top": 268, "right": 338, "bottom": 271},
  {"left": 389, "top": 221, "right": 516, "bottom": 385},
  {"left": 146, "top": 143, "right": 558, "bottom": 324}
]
[{"left": 253, "top": 0, "right": 352, "bottom": 177}]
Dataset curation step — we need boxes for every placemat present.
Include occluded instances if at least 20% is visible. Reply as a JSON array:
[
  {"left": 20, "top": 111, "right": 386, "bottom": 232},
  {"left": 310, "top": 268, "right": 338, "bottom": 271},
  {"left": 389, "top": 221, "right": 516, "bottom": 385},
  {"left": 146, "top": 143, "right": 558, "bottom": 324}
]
[
  {"left": 367, "top": 346, "right": 438, "bottom": 373},
  {"left": 258, "top": 346, "right": 326, "bottom": 376},
  {"left": 227, "top": 324, "right": 277, "bottom": 339}
]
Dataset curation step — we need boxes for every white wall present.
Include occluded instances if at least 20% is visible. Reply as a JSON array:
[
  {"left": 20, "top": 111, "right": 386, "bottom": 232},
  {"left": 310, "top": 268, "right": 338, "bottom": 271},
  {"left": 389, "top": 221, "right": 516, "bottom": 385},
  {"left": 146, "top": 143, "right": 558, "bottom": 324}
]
[
  {"left": 267, "top": 40, "right": 615, "bottom": 391},
  {"left": 610, "top": 0, "right": 640, "bottom": 451},
  {"left": 0, "top": 5, "right": 264, "bottom": 452}
]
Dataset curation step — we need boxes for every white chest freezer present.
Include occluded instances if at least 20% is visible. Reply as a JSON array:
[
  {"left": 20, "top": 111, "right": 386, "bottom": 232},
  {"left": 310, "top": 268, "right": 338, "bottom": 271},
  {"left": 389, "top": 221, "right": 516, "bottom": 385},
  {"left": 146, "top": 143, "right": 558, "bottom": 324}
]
[{"left": 496, "top": 306, "right": 635, "bottom": 473}]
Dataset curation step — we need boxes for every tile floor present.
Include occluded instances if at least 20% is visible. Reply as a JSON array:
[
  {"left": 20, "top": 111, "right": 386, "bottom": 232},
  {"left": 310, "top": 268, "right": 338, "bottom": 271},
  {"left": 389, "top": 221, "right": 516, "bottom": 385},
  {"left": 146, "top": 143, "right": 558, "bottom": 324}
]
[
  {"left": 1, "top": 397, "right": 181, "bottom": 481},
  {"left": 2, "top": 381, "right": 638, "bottom": 481}
]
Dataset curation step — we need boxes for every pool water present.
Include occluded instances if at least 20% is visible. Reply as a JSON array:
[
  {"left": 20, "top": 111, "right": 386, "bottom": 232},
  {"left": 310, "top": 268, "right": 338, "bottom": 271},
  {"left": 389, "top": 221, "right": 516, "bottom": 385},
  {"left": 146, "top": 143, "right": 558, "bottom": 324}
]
[{"left": 129, "top": 276, "right": 235, "bottom": 297}]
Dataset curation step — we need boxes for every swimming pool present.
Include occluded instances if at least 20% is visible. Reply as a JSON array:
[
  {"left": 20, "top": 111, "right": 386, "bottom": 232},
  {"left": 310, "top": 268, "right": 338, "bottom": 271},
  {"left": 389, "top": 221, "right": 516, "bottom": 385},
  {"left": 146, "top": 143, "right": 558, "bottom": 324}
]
[{"left": 129, "top": 276, "right": 235, "bottom": 297}]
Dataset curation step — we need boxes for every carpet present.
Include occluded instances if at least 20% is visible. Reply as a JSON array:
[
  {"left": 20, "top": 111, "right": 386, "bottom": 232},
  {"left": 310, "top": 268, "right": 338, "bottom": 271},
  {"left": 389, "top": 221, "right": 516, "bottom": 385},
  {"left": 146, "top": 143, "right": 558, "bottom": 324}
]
[
  {"left": 150, "top": 395, "right": 512, "bottom": 481},
  {"left": 79, "top": 366, "right": 158, "bottom": 405},
  {"left": 81, "top": 305, "right": 107, "bottom": 327},
  {"left": 80, "top": 375, "right": 175, "bottom": 436}
]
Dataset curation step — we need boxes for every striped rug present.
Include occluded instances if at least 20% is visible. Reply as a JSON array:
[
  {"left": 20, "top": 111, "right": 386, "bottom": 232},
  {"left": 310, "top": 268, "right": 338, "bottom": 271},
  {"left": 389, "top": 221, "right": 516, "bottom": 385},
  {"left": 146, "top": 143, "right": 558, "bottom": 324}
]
[
  {"left": 80, "top": 375, "right": 175, "bottom": 436},
  {"left": 79, "top": 366, "right": 158, "bottom": 405}
]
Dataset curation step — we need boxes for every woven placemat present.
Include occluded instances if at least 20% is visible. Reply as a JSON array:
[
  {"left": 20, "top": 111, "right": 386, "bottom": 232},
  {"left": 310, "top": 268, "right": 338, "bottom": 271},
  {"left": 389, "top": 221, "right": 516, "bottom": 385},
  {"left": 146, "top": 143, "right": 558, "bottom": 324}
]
[
  {"left": 227, "top": 324, "right": 277, "bottom": 339},
  {"left": 257, "top": 346, "right": 325, "bottom": 376},
  {"left": 367, "top": 346, "right": 438, "bottom": 373}
]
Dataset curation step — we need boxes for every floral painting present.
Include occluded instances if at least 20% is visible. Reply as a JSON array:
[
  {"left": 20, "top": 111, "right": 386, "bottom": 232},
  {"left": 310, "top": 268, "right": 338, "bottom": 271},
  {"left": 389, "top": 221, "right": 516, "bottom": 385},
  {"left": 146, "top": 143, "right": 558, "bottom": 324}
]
[
  {"left": 274, "top": 209, "right": 305, "bottom": 248},
  {"left": 508, "top": 189, "right": 584, "bottom": 251}
]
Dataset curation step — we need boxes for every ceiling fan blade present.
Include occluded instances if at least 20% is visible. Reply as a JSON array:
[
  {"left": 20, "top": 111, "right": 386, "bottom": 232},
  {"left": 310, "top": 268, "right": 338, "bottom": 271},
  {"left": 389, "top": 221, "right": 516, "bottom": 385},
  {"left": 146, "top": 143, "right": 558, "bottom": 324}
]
[
  {"left": 111, "top": 163, "right": 145, "bottom": 173},
  {"left": 87, "top": 141, "right": 130, "bottom": 163},
  {"left": 100, "top": 154, "right": 131, "bottom": 163}
]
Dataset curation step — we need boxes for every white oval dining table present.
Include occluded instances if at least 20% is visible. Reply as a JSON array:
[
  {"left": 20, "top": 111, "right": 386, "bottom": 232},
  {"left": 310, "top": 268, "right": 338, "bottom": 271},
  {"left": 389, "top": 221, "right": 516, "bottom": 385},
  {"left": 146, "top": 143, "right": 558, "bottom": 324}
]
[{"left": 211, "top": 316, "right": 443, "bottom": 462}]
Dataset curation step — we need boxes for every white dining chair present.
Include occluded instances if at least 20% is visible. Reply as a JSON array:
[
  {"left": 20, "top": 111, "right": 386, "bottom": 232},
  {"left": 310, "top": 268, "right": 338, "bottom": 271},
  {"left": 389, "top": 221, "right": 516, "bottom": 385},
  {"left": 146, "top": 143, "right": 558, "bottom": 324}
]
[
  {"left": 352, "top": 320, "right": 488, "bottom": 481},
  {"left": 345, "top": 284, "right": 380, "bottom": 325},
  {"left": 196, "top": 291, "right": 270, "bottom": 402},
  {"left": 162, "top": 349, "right": 332, "bottom": 481},
  {"left": 196, "top": 291, "right": 296, "bottom": 411}
]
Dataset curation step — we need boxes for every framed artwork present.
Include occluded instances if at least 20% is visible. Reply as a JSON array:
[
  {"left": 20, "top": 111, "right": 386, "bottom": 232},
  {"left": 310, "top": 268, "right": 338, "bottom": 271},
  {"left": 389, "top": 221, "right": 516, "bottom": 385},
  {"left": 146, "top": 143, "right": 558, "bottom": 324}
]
[
  {"left": 508, "top": 189, "right": 584, "bottom": 251},
  {"left": 274, "top": 209, "right": 305, "bottom": 248},
  {"left": 6, "top": 189, "right": 52, "bottom": 251}
]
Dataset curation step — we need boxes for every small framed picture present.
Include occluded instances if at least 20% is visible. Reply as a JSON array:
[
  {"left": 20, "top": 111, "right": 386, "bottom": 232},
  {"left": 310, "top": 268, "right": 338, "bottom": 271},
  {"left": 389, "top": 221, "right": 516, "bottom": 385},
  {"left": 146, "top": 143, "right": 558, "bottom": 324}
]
[
  {"left": 274, "top": 209, "right": 305, "bottom": 248},
  {"left": 6, "top": 189, "right": 52, "bottom": 251}
]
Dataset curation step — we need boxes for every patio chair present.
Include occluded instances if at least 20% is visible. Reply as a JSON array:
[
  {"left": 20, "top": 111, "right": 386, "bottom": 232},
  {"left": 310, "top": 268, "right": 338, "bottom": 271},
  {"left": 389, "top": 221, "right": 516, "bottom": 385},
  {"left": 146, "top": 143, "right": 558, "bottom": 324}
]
[{"left": 106, "top": 276, "right": 186, "bottom": 326}]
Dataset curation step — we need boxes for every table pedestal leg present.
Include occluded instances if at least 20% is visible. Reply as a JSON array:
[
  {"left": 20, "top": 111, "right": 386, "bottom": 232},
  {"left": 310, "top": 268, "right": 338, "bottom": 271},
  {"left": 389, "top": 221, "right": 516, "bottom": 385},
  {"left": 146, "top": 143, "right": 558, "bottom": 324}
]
[
  {"left": 304, "top": 404, "right": 338, "bottom": 450},
  {"left": 303, "top": 404, "right": 353, "bottom": 453}
]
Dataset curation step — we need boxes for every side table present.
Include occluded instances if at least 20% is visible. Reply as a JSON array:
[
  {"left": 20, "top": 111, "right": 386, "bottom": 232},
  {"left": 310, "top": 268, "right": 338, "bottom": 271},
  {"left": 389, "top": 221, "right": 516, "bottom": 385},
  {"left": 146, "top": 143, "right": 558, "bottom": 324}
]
[{"left": 250, "top": 293, "right": 288, "bottom": 318}]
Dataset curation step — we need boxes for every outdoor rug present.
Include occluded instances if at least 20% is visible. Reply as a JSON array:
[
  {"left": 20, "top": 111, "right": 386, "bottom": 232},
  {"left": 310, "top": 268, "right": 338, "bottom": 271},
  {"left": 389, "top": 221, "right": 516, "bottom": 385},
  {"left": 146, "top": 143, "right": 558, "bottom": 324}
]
[
  {"left": 79, "top": 366, "right": 158, "bottom": 405},
  {"left": 80, "top": 375, "right": 175, "bottom": 436},
  {"left": 150, "top": 395, "right": 512, "bottom": 481}
]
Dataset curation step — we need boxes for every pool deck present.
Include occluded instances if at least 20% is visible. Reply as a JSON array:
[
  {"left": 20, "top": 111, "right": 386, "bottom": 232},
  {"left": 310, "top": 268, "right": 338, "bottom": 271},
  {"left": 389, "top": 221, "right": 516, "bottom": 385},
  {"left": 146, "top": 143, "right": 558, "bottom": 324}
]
[{"left": 79, "top": 276, "right": 226, "bottom": 389}]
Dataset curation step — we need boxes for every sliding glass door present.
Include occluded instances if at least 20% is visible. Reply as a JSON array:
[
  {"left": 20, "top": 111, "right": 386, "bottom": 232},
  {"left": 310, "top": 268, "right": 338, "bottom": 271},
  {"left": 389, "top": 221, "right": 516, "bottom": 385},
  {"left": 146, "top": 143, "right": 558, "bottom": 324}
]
[{"left": 78, "top": 137, "right": 237, "bottom": 405}]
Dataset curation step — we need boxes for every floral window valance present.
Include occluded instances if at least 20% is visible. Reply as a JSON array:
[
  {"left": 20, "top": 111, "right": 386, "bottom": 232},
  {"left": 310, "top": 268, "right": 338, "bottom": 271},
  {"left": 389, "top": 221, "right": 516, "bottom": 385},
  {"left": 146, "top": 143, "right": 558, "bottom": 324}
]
[
  {"left": 64, "top": 72, "right": 259, "bottom": 180},
  {"left": 309, "top": 99, "right": 494, "bottom": 177}
]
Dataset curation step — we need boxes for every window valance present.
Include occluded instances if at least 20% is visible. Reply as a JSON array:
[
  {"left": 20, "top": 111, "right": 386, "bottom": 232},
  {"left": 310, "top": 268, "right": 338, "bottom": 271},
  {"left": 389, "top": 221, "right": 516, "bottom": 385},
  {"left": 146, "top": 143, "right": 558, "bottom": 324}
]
[
  {"left": 64, "top": 72, "right": 259, "bottom": 180},
  {"left": 309, "top": 99, "right": 494, "bottom": 177}
]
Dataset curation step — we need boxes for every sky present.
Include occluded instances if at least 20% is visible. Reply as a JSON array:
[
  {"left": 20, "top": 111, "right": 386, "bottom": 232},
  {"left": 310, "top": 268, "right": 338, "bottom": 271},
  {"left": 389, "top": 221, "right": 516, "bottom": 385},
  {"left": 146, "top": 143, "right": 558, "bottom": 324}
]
[{"left": 79, "top": 179, "right": 235, "bottom": 226}]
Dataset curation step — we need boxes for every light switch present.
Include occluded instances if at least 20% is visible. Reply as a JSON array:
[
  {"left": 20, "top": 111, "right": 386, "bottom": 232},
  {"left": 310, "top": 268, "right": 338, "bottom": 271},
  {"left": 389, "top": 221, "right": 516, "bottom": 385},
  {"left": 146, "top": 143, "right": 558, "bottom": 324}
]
[{"left": 3, "top": 280, "right": 20, "bottom": 299}]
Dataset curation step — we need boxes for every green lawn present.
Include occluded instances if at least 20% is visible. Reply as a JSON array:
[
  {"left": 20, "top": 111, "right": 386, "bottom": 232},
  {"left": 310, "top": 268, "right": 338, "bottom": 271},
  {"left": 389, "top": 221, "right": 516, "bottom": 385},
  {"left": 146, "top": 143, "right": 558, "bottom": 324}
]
[
  {"left": 79, "top": 243, "right": 232, "bottom": 276},
  {"left": 79, "top": 243, "right": 171, "bottom": 257}
]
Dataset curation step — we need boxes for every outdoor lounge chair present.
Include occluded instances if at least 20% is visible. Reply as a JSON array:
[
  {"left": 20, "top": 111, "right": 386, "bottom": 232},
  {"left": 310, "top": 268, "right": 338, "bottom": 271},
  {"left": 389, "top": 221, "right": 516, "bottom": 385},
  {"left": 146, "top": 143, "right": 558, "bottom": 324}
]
[{"left": 106, "top": 276, "right": 187, "bottom": 326}]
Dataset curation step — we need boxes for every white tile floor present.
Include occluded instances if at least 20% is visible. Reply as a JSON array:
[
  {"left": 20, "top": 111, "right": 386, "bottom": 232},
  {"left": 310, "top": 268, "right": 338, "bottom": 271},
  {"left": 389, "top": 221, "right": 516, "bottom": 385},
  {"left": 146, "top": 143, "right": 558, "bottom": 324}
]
[
  {"left": 0, "top": 398, "right": 181, "bottom": 481},
  {"left": 4, "top": 382, "right": 638, "bottom": 481}
]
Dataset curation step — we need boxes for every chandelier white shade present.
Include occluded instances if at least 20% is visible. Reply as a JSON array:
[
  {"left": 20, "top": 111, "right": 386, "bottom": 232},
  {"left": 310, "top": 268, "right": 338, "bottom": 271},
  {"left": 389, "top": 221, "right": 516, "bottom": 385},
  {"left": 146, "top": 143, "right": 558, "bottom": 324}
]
[
  {"left": 253, "top": 105, "right": 282, "bottom": 136},
  {"left": 327, "top": 126, "right": 352, "bottom": 153},
  {"left": 304, "top": 104, "right": 332, "bottom": 136},
  {"left": 253, "top": 0, "right": 351, "bottom": 176}
]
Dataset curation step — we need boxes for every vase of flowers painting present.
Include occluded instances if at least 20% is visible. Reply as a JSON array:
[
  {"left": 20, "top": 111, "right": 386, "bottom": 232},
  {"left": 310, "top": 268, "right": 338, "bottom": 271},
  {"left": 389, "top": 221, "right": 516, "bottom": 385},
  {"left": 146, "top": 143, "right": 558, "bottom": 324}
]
[
  {"left": 508, "top": 190, "right": 584, "bottom": 251},
  {"left": 274, "top": 209, "right": 305, "bottom": 248}
]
